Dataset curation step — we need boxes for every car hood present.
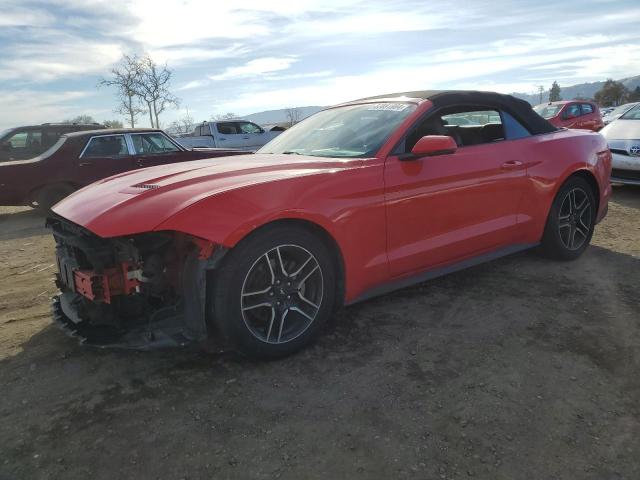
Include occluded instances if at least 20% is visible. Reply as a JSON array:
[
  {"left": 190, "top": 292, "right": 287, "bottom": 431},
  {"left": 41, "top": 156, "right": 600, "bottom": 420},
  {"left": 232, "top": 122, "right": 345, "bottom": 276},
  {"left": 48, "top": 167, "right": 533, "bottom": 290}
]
[
  {"left": 52, "top": 153, "right": 365, "bottom": 237},
  {"left": 600, "top": 120, "right": 640, "bottom": 140}
]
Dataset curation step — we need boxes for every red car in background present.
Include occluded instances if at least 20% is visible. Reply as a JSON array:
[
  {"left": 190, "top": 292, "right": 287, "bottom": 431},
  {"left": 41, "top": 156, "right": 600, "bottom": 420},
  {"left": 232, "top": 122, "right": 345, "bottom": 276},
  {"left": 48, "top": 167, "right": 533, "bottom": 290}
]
[
  {"left": 0, "top": 128, "right": 245, "bottom": 209},
  {"left": 48, "top": 91, "right": 612, "bottom": 359},
  {"left": 533, "top": 100, "right": 604, "bottom": 131}
]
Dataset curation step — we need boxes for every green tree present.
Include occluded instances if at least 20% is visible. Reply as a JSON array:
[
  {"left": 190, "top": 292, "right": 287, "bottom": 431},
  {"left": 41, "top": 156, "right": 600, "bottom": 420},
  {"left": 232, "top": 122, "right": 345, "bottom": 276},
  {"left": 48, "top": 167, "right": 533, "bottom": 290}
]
[
  {"left": 549, "top": 81, "right": 562, "bottom": 102},
  {"left": 594, "top": 79, "right": 629, "bottom": 107},
  {"left": 103, "top": 119, "right": 124, "bottom": 128},
  {"left": 628, "top": 86, "right": 640, "bottom": 102}
]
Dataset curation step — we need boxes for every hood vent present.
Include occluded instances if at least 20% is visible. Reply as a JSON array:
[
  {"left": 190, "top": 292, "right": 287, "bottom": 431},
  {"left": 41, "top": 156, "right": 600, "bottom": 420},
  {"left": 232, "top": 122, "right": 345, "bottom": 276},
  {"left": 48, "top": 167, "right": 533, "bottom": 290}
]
[{"left": 131, "top": 183, "right": 160, "bottom": 190}]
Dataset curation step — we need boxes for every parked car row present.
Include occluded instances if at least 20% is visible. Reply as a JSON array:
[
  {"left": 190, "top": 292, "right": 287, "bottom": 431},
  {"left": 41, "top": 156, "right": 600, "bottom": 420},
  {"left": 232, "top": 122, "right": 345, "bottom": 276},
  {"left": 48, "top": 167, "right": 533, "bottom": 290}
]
[
  {"left": 0, "top": 128, "right": 244, "bottom": 209},
  {"left": 530, "top": 99, "right": 640, "bottom": 185},
  {"left": 602, "top": 102, "right": 639, "bottom": 125}
]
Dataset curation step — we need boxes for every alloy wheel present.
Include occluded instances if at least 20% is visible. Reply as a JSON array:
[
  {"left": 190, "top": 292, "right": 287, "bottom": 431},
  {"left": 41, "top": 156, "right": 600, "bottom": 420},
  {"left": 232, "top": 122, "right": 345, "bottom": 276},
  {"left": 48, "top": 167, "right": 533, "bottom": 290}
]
[
  {"left": 240, "top": 244, "right": 324, "bottom": 344},
  {"left": 557, "top": 187, "right": 592, "bottom": 250}
]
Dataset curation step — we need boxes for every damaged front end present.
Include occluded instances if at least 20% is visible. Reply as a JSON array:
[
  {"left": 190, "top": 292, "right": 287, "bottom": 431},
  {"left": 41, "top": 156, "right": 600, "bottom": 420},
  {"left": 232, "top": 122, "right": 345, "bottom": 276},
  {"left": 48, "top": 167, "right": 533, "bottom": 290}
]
[{"left": 47, "top": 216, "right": 224, "bottom": 349}]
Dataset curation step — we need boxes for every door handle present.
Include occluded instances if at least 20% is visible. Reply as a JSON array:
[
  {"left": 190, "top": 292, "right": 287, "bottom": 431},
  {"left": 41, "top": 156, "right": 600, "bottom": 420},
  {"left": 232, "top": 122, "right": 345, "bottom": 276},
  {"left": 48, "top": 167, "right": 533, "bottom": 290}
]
[
  {"left": 78, "top": 162, "right": 91, "bottom": 167},
  {"left": 242, "top": 136, "right": 250, "bottom": 139},
  {"left": 501, "top": 160, "right": 523, "bottom": 169}
]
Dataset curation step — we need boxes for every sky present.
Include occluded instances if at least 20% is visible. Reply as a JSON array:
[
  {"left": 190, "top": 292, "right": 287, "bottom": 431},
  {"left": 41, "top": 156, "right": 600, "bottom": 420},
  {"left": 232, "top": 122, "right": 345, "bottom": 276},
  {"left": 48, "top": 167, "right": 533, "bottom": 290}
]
[{"left": 1, "top": 0, "right": 639, "bottom": 130}]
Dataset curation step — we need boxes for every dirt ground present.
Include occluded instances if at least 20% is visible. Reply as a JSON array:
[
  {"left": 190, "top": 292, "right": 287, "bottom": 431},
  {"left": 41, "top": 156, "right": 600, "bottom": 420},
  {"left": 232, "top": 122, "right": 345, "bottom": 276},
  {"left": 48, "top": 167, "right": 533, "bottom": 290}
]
[{"left": 0, "top": 188, "right": 639, "bottom": 480}]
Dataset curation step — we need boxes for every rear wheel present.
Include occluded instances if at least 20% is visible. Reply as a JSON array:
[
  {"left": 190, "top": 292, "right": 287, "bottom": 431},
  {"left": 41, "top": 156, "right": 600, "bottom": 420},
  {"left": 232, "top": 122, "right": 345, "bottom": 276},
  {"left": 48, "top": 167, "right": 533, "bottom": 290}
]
[
  {"left": 541, "top": 176, "right": 596, "bottom": 260},
  {"left": 34, "top": 184, "right": 75, "bottom": 211},
  {"left": 211, "top": 226, "right": 336, "bottom": 359}
]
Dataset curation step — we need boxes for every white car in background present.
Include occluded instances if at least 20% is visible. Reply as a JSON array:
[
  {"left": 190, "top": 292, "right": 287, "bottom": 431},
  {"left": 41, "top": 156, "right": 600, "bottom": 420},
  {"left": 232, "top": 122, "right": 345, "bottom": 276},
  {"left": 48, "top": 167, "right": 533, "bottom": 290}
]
[
  {"left": 600, "top": 104, "right": 640, "bottom": 185},
  {"left": 174, "top": 120, "right": 284, "bottom": 150},
  {"left": 602, "top": 102, "right": 639, "bottom": 125}
]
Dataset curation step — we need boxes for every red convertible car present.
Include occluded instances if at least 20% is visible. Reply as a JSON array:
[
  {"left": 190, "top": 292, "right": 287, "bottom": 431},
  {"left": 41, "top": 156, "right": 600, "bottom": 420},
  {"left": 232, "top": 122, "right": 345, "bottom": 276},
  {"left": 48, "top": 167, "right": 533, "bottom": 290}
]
[{"left": 48, "top": 91, "right": 612, "bottom": 358}]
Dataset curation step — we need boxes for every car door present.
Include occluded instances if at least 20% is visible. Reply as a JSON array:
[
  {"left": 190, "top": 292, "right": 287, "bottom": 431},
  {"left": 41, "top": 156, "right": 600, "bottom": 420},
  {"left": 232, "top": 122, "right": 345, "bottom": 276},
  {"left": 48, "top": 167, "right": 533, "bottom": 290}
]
[
  {"left": 562, "top": 103, "right": 582, "bottom": 128},
  {"left": 76, "top": 134, "right": 135, "bottom": 184},
  {"left": 384, "top": 108, "right": 528, "bottom": 277},
  {"left": 214, "top": 122, "right": 247, "bottom": 149},
  {"left": 579, "top": 103, "right": 599, "bottom": 130},
  {"left": 128, "top": 132, "right": 187, "bottom": 168},
  {"left": 236, "top": 121, "right": 267, "bottom": 149}
]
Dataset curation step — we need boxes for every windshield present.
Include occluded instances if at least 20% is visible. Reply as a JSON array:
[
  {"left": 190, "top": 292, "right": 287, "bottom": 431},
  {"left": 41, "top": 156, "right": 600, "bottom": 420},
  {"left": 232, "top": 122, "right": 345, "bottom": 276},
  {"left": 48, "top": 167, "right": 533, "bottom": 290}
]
[
  {"left": 533, "top": 104, "right": 562, "bottom": 119},
  {"left": 258, "top": 102, "right": 417, "bottom": 158},
  {"left": 620, "top": 104, "right": 640, "bottom": 120}
]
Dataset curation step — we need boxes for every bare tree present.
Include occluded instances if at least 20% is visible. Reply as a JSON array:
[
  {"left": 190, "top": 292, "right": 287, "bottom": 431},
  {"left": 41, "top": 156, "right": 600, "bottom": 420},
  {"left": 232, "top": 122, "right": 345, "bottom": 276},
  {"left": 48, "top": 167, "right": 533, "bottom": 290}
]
[
  {"left": 211, "top": 112, "right": 238, "bottom": 121},
  {"left": 285, "top": 107, "right": 301, "bottom": 127},
  {"left": 135, "top": 54, "right": 180, "bottom": 128},
  {"left": 168, "top": 108, "right": 196, "bottom": 135},
  {"left": 99, "top": 55, "right": 146, "bottom": 128}
]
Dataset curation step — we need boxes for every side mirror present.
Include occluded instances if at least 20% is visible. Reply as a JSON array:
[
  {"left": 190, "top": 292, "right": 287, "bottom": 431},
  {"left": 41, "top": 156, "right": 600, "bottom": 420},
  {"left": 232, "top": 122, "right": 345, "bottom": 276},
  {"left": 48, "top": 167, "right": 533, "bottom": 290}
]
[{"left": 403, "top": 135, "right": 457, "bottom": 160}]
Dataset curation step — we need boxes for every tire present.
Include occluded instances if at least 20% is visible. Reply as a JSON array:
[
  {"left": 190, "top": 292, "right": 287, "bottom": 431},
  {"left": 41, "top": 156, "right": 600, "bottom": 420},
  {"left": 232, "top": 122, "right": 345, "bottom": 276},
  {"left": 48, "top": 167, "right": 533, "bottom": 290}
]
[
  {"left": 540, "top": 176, "right": 596, "bottom": 261},
  {"left": 211, "top": 226, "right": 337, "bottom": 359},
  {"left": 34, "top": 184, "right": 75, "bottom": 211}
]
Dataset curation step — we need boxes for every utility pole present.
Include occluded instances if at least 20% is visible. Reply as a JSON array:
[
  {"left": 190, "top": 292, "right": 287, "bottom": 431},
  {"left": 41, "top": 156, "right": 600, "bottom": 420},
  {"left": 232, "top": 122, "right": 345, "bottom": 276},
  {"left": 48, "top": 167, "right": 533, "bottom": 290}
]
[{"left": 538, "top": 85, "right": 545, "bottom": 104}]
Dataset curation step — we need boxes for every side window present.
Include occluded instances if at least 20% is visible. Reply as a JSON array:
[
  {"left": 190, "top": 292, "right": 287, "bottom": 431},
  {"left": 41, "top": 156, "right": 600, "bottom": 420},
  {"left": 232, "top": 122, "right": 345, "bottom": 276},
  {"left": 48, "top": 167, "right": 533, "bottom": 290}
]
[
  {"left": 82, "top": 135, "right": 129, "bottom": 158},
  {"left": 0, "top": 129, "right": 44, "bottom": 160},
  {"left": 238, "top": 122, "right": 264, "bottom": 134},
  {"left": 131, "top": 133, "right": 180, "bottom": 154},
  {"left": 5, "top": 131, "right": 28, "bottom": 148},
  {"left": 501, "top": 111, "right": 531, "bottom": 140},
  {"left": 581, "top": 103, "right": 594, "bottom": 115},
  {"left": 564, "top": 104, "right": 581, "bottom": 118},
  {"left": 216, "top": 122, "right": 239, "bottom": 135},
  {"left": 405, "top": 107, "right": 504, "bottom": 152},
  {"left": 43, "top": 130, "right": 64, "bottom": 149}
]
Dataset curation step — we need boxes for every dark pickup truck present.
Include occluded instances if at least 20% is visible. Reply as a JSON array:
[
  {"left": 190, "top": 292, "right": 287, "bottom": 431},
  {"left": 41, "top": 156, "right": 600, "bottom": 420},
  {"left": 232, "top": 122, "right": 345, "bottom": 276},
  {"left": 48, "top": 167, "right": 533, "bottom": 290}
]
[{"left": 0, "top": 128, "right": 245, "bottom": 209}]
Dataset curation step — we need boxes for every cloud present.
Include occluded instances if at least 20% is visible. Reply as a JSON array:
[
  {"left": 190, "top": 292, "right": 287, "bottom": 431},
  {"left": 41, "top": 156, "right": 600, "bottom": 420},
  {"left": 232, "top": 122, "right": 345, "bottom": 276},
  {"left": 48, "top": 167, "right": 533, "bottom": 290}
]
[
  {"left": 0, "top": 32, "right": 122, "bottom": 82},
  {"left": 1, "top": 0, "right": 640, "bottom": 128},
  {"left": 209, "top": 57, "right": 298, "bottom": 81},
  {"left": 0, "top": 90, "right": 100, "bottom": 130},
  {"left": 176, "top": 80, "right": 206, "bottom": 91},
  {"left": 0, "top": 8, "right": 54, "bottom": 27}
]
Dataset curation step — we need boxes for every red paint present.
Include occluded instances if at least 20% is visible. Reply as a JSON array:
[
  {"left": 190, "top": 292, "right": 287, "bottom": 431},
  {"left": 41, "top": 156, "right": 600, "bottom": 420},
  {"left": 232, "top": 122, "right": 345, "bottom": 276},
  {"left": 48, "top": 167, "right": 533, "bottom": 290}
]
[
  {"left": 411, "top": 135, "right": 458, "bottom": 156},
  {"left": 53, "top": 95, "right": 611, "bottom": 303}
]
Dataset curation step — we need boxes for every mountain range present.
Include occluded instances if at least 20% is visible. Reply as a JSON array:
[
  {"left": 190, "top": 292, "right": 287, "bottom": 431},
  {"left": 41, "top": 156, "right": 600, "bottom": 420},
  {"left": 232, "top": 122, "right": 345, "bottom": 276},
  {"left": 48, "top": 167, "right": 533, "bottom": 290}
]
[{"left": 244, "top": 75, "right": 640, "bottom": 125}]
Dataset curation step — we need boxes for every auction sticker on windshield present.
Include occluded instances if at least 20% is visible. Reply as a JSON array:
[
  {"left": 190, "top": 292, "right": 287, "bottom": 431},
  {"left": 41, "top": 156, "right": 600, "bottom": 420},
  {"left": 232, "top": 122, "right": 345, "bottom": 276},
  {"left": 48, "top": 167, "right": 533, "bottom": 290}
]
[{"left": 366, "top": 103, "right": 411, "bottom": 111}]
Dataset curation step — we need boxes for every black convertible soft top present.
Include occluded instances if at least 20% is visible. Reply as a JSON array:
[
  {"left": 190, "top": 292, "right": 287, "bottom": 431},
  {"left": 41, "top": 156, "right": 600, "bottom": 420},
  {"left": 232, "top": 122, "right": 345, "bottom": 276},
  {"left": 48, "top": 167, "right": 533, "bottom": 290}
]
[{"left": 351, "top": 90, "right": 558, "bottom": 135}]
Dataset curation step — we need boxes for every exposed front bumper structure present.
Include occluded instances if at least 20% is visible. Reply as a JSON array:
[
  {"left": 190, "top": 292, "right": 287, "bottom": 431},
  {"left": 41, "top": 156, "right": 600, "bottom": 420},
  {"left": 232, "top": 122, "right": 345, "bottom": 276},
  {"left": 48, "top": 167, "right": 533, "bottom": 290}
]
[{"left": 47, "top": 215, "right": 222, "bottom": 349}]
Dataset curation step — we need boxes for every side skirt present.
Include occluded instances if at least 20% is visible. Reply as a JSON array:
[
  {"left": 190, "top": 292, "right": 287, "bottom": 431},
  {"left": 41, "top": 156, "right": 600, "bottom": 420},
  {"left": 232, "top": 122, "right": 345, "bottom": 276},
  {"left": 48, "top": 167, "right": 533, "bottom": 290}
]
[{"left": 346, "top": 243, "right": 539, "bottom": 305}]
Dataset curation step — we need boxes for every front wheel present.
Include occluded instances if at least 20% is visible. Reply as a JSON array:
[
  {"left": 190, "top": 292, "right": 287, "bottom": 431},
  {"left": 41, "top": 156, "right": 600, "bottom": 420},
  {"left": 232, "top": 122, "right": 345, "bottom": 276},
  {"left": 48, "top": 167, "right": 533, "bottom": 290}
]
[
  {"left": 541, "top": 176, "right": 596, "bottom": 261},
  {"left": 33, "top": 184, "right": 75, "bottom": 211},
  {"left": 210, "top": 226, "right": 337, "bottom": 359}
]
